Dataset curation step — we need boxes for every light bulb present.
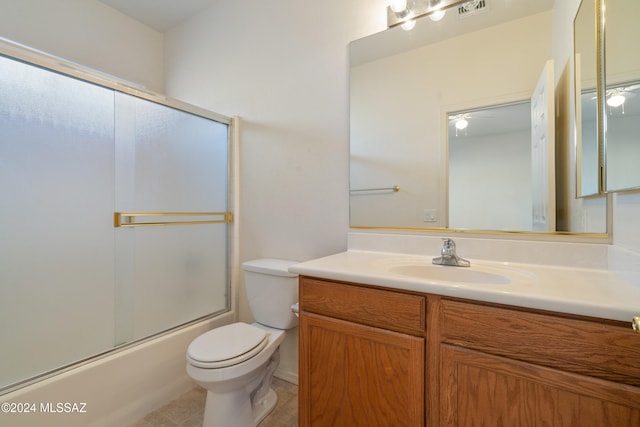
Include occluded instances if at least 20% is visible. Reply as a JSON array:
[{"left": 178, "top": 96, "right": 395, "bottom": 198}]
[
  {"left": 455, "top": 118, "right": 468, "bottom": 130},
  {"left": 390, "top": 0, "right": 407, "bottom": 13},
  {"left": 401, "top": 19, "right": 416, "bottom": 30},
  {"left": 429, "top": 10, "right": 446, "bottom": 21},
  {"left": 607, "top": 94, "right": 625, "bottom": 107}
]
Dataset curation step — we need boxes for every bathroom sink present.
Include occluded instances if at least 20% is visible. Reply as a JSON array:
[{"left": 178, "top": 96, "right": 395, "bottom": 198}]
[
  {"left": 388, "top": 264, "right": 511, "bottom": 284},
  {"left": 375, "top": 258, "right": 536, "bottom": 285}
]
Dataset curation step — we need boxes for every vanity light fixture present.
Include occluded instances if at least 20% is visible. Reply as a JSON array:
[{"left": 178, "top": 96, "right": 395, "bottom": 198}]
[
  {"left": 401, "top": 17, "right": 417, "bottom": 30},
  {"left": 387, "top": 0, "right": 475, "bottom": 29},
  {"left": 429, "top": 0, "right": 447, "bottom": 21},
  {"left": 390, "top": 0, "right": 408, "bottom": 13},
  {"left": 429, "top": 9, "right": 446, "bottom": 21},
  {"left": 388, "top": 0, "right": 414, "bottom": 30}
]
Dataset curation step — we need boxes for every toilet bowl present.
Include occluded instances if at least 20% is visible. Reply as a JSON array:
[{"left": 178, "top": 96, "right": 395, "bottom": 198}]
[{"left": 186, "top": 259, "right": 298, "bottom": 427}]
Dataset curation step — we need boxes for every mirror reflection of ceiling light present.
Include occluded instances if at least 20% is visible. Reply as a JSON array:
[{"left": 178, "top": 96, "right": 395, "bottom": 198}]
[
  {"left": 450, "top": 113, "right": 470, "bottom": 136},
  {"left": 455, "top": 118, "right": 469, "bottom": 130},
  {"left": 607, "top": 94, "right": 626, "bottom": 108}
]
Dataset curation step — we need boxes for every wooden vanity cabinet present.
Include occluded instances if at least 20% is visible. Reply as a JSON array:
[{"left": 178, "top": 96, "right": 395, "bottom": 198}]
[
  {"left": 299, "top": 276, "right": 426, "bottom": 426},
  {"left": 299, "top": 276, "right": 640, "bottom": 427},
  {"left": 437, "top": 298, "right": 640, "bottom": 426}
]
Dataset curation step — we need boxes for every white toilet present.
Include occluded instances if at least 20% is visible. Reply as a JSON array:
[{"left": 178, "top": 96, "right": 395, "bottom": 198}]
[{"left": 186, "top": 259, "right": 299, "bottom": 427}]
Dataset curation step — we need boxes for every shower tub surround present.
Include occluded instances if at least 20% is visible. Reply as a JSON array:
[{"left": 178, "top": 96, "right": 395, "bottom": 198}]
[{"left": 0, "top": 313, "right": 234, "bottom": 427}]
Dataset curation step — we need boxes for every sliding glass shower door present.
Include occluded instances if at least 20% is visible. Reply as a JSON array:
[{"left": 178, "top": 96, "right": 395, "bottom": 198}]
[
  {"left": 114, "top": 93, "right": 230, "bottom": 344},
  {"left": 0, "top": 55, "right": 117, "bottom": 389},
  {"left": 0, "top": 51, "right": 231, "bottom": 393}
]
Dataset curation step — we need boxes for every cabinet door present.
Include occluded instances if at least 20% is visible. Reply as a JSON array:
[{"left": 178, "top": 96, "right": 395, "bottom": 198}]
[
  {"left": 440, "top": 345, "right": 640, "bottom": 427},
  {"left": 300, "top": 312, "right": 425, "bottom": 427}
]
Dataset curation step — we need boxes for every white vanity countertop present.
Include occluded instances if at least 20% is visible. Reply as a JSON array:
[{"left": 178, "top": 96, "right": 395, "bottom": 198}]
[{"left": 289, "top": 250, "right": 640, "bottom": 323}]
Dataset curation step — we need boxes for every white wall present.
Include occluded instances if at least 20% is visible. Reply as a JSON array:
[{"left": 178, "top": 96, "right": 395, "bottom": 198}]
[
  {"left": 611, "top": 192, "right": 640, "bottom": 286},
  {"left": 164, "top": 0, "right": 388, "bottom": 382},
  {"left": 0, "top": 0, "right": 164, "bottom": 91},
  {"left": 164, "top": 0, "right": 386, "bottom": 262}
]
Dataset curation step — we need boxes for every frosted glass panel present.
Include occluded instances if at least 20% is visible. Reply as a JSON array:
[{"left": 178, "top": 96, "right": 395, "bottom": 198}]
[
  {"left": 134, "top": 97, "right": 228, "bottom": 211},
  {"left": 0, "top": 51, "right": 231, "bottom": 392},
  {"left": 0, "top": 55, "right": 115, "bottom": 388},
  {"left": 130, "top": 226, "right": 228, "bottom": 338},
  {"left": 115, "top": 93, "right": 229, "bottom": 341},
  {"left": 0, "top": 51, "right": 230, "bottom": 392}
]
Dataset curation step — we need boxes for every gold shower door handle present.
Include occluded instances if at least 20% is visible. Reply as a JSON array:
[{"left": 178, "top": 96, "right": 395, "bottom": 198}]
[{"left": 114, "top": 212, "right": 233, "bottom": 228}]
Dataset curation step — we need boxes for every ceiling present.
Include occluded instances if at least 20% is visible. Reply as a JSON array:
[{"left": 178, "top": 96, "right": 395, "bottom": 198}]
[{"left": 98, "top": 0, "right": 217, "bottom": 32}]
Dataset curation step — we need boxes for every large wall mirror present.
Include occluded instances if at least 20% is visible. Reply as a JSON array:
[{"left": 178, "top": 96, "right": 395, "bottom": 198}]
[
  {"left": 350, "top": 0, "right": 609, "bottom": 236},
  {"left": 575, "top": 0, "right": 640, "bottom": 195},
  {"left": 574, "top": 0, "right": 600, "bottom": 197},
  {"left": 603, "top": 0, "right": 640, "bottom": 192}
]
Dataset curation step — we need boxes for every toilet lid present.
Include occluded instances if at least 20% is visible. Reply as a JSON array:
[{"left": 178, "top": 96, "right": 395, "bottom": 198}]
[{"left": 187, "top": 322, "right": 270, "bottom": 368}]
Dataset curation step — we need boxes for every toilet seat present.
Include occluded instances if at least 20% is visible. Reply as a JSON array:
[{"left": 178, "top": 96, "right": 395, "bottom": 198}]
[{"left": 187, "top": 322, "right": 270, "bottom": 369}]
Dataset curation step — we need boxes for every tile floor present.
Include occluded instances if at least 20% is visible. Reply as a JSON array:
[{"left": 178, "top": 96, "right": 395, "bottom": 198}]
[{"left": 128, "top": 377, "right": 298, "bottom": 427}]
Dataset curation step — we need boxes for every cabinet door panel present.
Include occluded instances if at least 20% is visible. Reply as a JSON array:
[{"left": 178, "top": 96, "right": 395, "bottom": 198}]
[
  {"left": 440, "top": 299, "right": 640, "bottom": 385},
  {"left": 440, "top": 345, "right": 640, "bottom": 427},
  {"left": 300, "top": 312, "right": 424, "bottom": 426},
  {"left": 300, "top": 277, "right": 426, "bottom": 334}
]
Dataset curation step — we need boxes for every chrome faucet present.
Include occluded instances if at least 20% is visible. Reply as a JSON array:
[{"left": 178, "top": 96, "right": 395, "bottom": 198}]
[{"left": 432, "top": 238, "right": 470, "bottom": 267}]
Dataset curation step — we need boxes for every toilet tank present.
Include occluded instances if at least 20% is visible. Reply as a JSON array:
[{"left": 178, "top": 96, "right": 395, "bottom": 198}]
[{"left": 241, "top": 259, "right": 299, "bottom": 330}]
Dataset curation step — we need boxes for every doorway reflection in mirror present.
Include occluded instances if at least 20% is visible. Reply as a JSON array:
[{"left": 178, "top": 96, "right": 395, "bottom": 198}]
[{"left": 448, "top": 102, "right": 533, "bottom": 231}]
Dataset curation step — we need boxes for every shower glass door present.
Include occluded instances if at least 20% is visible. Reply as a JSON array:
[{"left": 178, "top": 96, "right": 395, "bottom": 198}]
[
  {"left": 0, "top": 50, "right": 231, "bottom": 393},
  {"left": 114, "top": 93, "right": 230, "bottom": 343},
  {"left": 0, "top": 55, "right": 117, "bottom": 389}
]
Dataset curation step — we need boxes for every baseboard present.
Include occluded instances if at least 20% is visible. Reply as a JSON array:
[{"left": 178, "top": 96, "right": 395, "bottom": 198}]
[{"left": 274, "top": 369, "right": 298, "bottom": 386}]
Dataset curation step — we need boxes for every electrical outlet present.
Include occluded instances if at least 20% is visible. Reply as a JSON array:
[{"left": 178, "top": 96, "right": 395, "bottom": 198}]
[{"left": 423, "top": 209, "right": 437, "bottom": 222}]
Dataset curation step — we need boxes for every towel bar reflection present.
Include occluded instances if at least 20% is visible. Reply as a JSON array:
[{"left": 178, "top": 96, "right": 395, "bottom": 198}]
[
  {"left": 350, "top": 185, "right": 400, "bottom": 194},
  {"left": 114, "top": 212, "right": 233, "bottom": 228}
]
